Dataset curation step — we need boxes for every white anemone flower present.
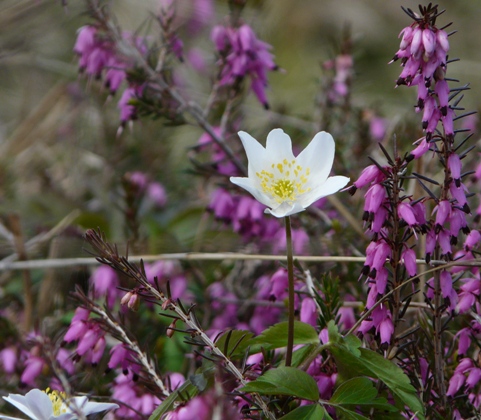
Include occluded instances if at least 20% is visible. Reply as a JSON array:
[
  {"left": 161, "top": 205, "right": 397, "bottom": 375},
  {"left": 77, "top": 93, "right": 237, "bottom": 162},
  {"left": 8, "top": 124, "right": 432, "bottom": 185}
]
[
  {"left": 230, "top": 129, "right": 349, "bottom": 218},
  {"left": 1, "top": 388, "right": 119, "bottom": 420}
]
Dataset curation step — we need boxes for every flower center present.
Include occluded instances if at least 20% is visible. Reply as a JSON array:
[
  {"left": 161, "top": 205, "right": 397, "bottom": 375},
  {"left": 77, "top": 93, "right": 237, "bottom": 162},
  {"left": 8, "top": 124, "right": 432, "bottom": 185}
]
[
  {"left": 256, "top": 159, "right": 311, "bottom": 204},
  {"left": 44, "top": 388, "right": 67, "bottom": 416}
]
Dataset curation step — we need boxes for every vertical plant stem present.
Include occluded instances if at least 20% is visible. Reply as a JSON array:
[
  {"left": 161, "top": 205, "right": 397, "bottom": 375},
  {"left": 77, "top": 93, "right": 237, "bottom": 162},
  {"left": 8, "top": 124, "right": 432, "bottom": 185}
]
[
  {"left": 285, "top": 215, "right": 295, "bottom": 367},
  {"left": 9, "top": 214, "right": 33, "bottom": 332}
]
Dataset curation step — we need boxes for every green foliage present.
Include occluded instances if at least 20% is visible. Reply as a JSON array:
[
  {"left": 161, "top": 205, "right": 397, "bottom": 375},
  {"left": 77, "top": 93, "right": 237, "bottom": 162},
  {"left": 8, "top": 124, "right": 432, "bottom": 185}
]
[
  {"left": 214, "top": 329, "right": 254, "bottom": 359},
  {"left": 239, "top": 366, "right": 319, "bottom": 401},
  {"left": 148, "top": 363, "right": 215, "bottom": 420},
  {"left": 247, "top": 321, "right": 319, "bottom": 353},
  {"left": 327, "top": 377, "right": 398, "bottom": 419},
  {"left": 327, "top": 321, "right": 425, "bottom": 419},
  {"left": 279, "top": 404, "right": 329, "bottom": 420},
  {"left": 315, "top": 274, "right": 342, "bottom": 330}
]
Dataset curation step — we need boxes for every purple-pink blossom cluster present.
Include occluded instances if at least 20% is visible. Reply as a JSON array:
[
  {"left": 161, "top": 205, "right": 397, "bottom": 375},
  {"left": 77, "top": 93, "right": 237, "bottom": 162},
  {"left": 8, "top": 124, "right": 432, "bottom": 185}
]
[
  {"left": 74, "top": 25, "right": 148, "bottom": 125},
  {"left": 391, "top": 10, "right": 452, "bottom": 141},
  {"left": 211, "top": 23, "right": 278, "bottom": 108}
]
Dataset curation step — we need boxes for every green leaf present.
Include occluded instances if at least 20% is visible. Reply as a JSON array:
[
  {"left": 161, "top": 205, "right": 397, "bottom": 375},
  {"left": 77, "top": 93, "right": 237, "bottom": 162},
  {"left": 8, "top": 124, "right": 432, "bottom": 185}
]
[
  {"left": 248, "top": 321, "right": 319, "bottom": 353},
  {"left": 334, "top": 406, "right": 370, "bottom": 420},
  {"left": 239, "top": 367, "right": 320, "bottom": 401},
  {"left": 330, "top": 377, "right": 377, "bottom": 404},
  {"left": 279, "top": 404, "right": 326, "bottom": 420},
  {"left": 328, "top": 377, "right": 397, "bottom": 414},
  {"left": 327, "top": 334, "right": 425, "bottom": 420},
  {"left": 214, "top": 329, "right": 254, "bottom": 359}
]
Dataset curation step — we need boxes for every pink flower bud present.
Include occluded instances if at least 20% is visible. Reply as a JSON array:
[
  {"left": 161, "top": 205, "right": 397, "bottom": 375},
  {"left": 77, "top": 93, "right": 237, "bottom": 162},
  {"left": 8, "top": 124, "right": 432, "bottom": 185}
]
[
  {"left": 399, "top": 26, "right": 414, "bottom": 50},
  {"left": 410, "top": 138, "right": 431, "bottom": 160},
  {"left": 435, "top": 200, "right": 451, "bottom": 231},
  {"left": 354, "top": 165, "right": 384, "bottom": 189},
  {"left": 465, "top": 230, "right": 481, "bottom": 250},
  {"left": 436, "top": 29, "right": 450, "bottom": 52},
  {"left": 401, "top": 248, "right": 417, "bottom": 277},
  {"left": 447, "top": 153, "right": 462, "bottom": 185},
  {"left": 364, "top": 184, "right": 385, "bottom": 214},
  {"left": 120, "top": 291, "right": 134, "bottom": 306},
  {"left": 398, "top": 202, "right": 417, "bottom": 227},
  {"left": 466, "top": 368, "right": 481, "bottom": 389},
  {"left": 446, "top": 372, "right": 465, "bottom": 397},
  {"left": 440, "top": 270, "right": 453, "bottom": 298},
  {"left": 300, "top": 297, "right": 318, "bottom": 327},
  {"left": 410, "top": 27, "right": 423, "bottom": 59},
  {"left": 422, "top": 29, "right": 436, "bottom": 58},
  {"left": 436, "top": 79, "right": 450, "bottom": 116}
]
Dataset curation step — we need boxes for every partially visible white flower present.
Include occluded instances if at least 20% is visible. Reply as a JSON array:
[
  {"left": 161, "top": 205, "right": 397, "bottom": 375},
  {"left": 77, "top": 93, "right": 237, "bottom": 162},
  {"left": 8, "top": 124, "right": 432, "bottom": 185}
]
[
  {"left": 1, "top": 388, "right": 118, "bottom": 420},
  {"left": 230, "top": 129, "right": 349, "bottom": 218}
]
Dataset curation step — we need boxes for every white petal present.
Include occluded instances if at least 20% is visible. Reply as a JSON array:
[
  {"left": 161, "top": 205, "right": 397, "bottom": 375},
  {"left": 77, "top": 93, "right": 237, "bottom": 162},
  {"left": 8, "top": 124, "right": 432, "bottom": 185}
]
[
  {"left": 237, "top": 131, "right": 266, "bottom": 179},
  {"left": 265, "top": 129, "right": 295, "bottom": 163},
  {"left": 230, "top": 177, "right": 275, "bottom": 209},
  {"left": 265, "top": 201, "right": 305, "bottom": 218},
  {"left": 4, "top": 390, "right": 53, "bottom": 420},
  {"left": 300, "top": 176, "right": 350, "bottom": 207},
  {"left": 297, "top": 132, "right": 335, "bottom": 184},
  {"left": 68, "top": 397, "right": 118, "bottom": 416}
]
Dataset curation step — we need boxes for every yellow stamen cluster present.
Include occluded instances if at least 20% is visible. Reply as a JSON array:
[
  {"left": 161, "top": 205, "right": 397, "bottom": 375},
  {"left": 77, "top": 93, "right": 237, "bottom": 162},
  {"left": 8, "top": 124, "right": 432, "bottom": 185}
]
[
  {"left": 44, "top": 388, "right": 67, "bottom": 416},
  {"left": 256, "top": 159, "right": 311, "bottom": 203}
]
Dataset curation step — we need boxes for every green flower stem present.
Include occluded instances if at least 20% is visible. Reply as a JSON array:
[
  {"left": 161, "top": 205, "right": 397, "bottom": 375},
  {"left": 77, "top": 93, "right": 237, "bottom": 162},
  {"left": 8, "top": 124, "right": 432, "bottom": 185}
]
[{"left": 285, "top": 215, "right": 295, "bottom": 367}]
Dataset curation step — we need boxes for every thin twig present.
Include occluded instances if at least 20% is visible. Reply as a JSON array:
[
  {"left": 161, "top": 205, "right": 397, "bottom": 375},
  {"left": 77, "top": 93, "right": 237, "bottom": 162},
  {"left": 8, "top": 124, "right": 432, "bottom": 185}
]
[{"left": 1, "top": 252, "right": 477, "bottom": 271}]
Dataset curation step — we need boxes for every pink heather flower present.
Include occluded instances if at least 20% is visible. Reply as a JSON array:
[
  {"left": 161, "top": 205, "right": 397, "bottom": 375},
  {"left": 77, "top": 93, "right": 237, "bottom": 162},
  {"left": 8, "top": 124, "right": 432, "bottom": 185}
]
[
  {"left": 409, "top": 137, "right": 430, "bottom": 160},
  {"left": 364, "top": 184, "right": 385, "bottom": 216},
  {"left": 369, "top": 116, "right": 387, "bottom": 142},
  {"left": 300, "top": 297, "right": 318, "bottom": 327},
  {"left": 209, "top": 188, "right": 235, "bottom": 221},
  {"left": 401, "top": 248, "right": 417, "bottom": 277},
  {"left": 457, "top": 328, "right": 472, "bottom": 355},
  {"left": 450, "top": 183, "right": 469, "bottom": 211},
  {"left": 77, "top": 325, "right": 103, "bottom": 356},
  {"left": 212, "top": 24, "right": 277, "bottom": 108},
  {"left": 398, "top": 202, "right": 418, "bottom": 228},
  {"left": 440, "top": 270, "right": 453, "bottom": 299},
  {"left": 465, "top": 230, "right": 481, "bottom": 250},
  {"left": 447, "top": 372, "right": 466, "bottom": 397},
  {"left": 353, "top": 165, "right": 384, "bottom": 189},
  {"left": 270, "top": 268, "right": 289, "bottom": 301},
  {"left": 64, "top": 309, "right": 90, "bottom": 343},
  {"left": 56, "top": 348, "right": 75, "bottom": 375},
  {"left": 434, "top": 200, "right": 451, "bottom": 232},
  {"left": 375, "top": 267, "right": 389, "bottom": 294},
  {"left": 118, "top": 86, "right": 141, "bottom": 124},
  {"left": 91, "top": 265, "right": 120, "bottom": 309},
  {"left": 165, "top": 395, "right": 211, "bottom": 420},
  {"left": 20, "top": 356, "right": 45, "bottom": 386},
  {"left": 466, "top": 368, "right": 481, "bottom": 389},
  {"left": 438, "top": 229, "right": 452, "bottom": 259},
  {"left": 370, "top": 205, "right": 388, "bottom": 233},
  {"left": 0, "top": 346, "right": 17, "bottom": 374},
  {"left": 147, "top": 182, "right": 167, "bottom": 207}
]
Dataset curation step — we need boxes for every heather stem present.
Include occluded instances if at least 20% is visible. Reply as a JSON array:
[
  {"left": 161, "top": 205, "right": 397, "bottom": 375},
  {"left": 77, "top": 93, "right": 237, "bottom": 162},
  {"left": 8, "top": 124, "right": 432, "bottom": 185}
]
[{"left": 285, "top": 215, "right": 295, "bottom": 367}]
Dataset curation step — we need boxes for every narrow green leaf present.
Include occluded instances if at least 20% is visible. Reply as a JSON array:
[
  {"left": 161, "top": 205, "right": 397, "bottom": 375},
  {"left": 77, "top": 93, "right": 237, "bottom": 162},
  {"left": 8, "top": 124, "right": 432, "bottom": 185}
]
[
  {"left": 148, "top": 364, "right": 215, "bottom": 420},
  {"left": 239, "top": 367, "right": 320, "bottom": 401},
  {"left": 148, "top": 378, "right": 199, "bottom": 420},
  {"left": 214, "top": 329, "right": 254, "bottom": 359},
  {"left": 248, "top": 321, "right": 319, "bottom": 353},
  {"left": 279, "top": 404, "right": 326, "bottom": 420},
  {"left": 334, "top": 405, "right": 370, "bottom": 420}
]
